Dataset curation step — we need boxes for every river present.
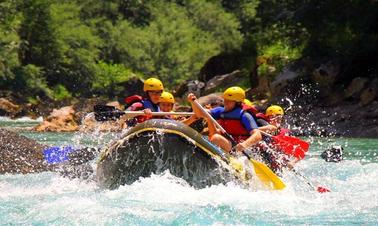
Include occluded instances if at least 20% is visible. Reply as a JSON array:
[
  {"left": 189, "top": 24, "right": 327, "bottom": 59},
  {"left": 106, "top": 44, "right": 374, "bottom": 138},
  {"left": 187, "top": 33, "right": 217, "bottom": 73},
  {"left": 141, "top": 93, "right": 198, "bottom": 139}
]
[{"left": 0, "top": 118, "right": 377, "bottom": 225}]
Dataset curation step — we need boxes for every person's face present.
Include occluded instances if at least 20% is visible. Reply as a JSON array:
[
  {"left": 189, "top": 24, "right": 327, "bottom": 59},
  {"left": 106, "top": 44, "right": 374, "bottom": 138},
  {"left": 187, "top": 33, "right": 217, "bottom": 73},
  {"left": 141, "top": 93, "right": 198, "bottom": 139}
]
[
  {"left": 148, "top": 90, "right": 163, "bottom": 104},
  {"left": 223, "top": 99, "right": 236, "bottom": 111},
  {"left": 268, "top": 114, "right": 283, "bottom": 127},
  {"left": 159, "top": 102, "right": 174, "bottom": 112}
]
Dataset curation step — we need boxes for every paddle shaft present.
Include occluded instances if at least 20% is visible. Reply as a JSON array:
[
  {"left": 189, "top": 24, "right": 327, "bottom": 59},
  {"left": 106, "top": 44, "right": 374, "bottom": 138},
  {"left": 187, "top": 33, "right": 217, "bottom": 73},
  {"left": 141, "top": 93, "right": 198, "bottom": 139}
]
[
  {"left": 292, "top": 169, "right": 316, "bottom": 188},
  {"left": 192, "top": 100, "right": 286, "bottom": 190},
  {"left": 122, "top": 111, "right": 194, "bottom": 117},
  {"left": 192, "top": 100, "right": 258, "bottom": 159},
  {"left": 192, "top": 100, "right": 238, "bottom": 146}
]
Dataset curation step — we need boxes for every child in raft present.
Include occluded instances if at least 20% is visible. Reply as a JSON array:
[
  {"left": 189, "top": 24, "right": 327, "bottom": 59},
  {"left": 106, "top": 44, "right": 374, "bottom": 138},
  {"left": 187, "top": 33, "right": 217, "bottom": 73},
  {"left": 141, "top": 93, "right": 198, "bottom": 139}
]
[{"left": 158, "top": 91, "right": 199, "bottom": 126}]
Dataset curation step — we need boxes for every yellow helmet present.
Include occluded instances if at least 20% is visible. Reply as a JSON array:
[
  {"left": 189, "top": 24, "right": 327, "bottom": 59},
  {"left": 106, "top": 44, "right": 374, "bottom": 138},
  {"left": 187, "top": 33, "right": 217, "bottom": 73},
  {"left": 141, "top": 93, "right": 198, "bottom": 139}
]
[
  {"left": 266, "top": 105, "right": 284, "bottom": 116},
  {"left": 223, "top": 86, "right": 245, "bottom": 102},
  {"left": 243, "top": 99, "right": 254, "bottom": 107},
  {"left": 143, "top": 78, "right": 164, "bottom": 92},
  {"left": 159, "top": 91, "right": 175, "bottom": 104}
]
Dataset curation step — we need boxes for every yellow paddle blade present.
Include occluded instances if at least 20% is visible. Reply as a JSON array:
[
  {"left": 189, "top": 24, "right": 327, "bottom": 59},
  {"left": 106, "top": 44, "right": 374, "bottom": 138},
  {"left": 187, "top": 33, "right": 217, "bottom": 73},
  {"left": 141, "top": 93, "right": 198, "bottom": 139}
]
[
  {"left": 228, "top": 157, "right": 244, "bottom": 173},
  {"left": 250, "top": 159, "right": 286, "bottom": 190}
]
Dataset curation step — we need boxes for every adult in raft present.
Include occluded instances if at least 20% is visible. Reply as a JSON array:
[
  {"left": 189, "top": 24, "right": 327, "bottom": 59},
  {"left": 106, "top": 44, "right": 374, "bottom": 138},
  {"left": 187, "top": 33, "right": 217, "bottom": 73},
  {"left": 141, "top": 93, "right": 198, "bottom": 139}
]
[
  {"left": 122, "top": 78, "right": 163, "bottom": 126},
  {"left": 256, "top": 105, "right": 300, "bottom": 171},
  {"left": 188, "top": 86, "right": 262, "bottom": 153}
]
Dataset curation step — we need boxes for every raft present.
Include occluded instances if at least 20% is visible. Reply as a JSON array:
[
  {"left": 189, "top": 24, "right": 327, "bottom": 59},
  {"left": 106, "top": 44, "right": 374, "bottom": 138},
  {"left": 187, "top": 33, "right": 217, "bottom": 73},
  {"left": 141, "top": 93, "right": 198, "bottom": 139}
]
[{"left": 96, "top": 119, "right": 285, "bottom": 190}]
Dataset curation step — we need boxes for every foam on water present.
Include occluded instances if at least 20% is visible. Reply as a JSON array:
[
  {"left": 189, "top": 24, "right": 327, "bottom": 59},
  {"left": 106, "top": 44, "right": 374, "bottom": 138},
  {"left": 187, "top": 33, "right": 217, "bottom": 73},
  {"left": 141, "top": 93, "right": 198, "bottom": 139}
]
[
  {"left": 1, "top": 155, "right": 378, "bottom": 225},
  {"left": 1, "top": 117, "right": 378, "bottom": 224}
]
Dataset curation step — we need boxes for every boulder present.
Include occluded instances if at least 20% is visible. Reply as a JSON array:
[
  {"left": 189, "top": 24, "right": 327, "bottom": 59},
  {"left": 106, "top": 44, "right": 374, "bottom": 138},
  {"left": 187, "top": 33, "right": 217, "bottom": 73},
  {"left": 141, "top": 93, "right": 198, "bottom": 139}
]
[
  {"left": 0, "top": 98, "right": 21, "bottom": 117},
  {"left": 0, "top": 128, "right": 49, "bottom": 174},
  {"left": 204, "top": 70, "right": 243, "bottom": 94},
  {"left": 360, "top": 87, "right": 376, "bottom": 106},
  {"left": 270, "top": 67, "right": 300, "bottom": 96},
  {"left": 311, "top": 63, "right": 339, "bottom": 87},
  {"left": 173, "top": 80, "right": 205, "bottom": 99},
  {"left": 197, "top": 93, "right": 223, "bottom": 107},
  {"left": 79, "top": 114, "right": 126, "bottom": 132},
  {"left": 246, "top": 76, "right": 270, "bottom": 100},
  {"left": 344, "top": 77, "right": 368, "bottom": 98},
  {"left": 34, "top": 106, "right": 79, "bottom": 132}
]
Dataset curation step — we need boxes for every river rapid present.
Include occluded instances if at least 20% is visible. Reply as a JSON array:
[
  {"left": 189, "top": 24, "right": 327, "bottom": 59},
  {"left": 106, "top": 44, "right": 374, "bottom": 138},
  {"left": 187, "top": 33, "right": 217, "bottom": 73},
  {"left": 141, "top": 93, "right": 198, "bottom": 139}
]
[{"left": 0, "top": 118, "right": 377, "bottom": 225}]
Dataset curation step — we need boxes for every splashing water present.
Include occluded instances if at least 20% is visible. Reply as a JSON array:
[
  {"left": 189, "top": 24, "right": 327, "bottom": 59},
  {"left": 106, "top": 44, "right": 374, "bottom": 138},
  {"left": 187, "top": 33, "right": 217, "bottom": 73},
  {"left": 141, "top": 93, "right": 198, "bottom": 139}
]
[{"left": 1, "top": 119, "right": 378, "bottom": 225}]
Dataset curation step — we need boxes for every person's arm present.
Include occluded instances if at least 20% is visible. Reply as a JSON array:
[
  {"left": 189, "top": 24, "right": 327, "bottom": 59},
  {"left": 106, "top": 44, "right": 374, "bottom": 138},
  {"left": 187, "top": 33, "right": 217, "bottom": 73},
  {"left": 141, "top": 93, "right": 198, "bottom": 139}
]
[
  {"left": 259, "top": 124, "right": 278, "bottom": 135},
  {"left": 235, "top": 113, "right": 262, "bottom": 152},
  {"left": 181, "top": 114, "right": 199, "bottom": 125},
  {"left": 187, "top": 93, "right": 220, "bottom": 137}
]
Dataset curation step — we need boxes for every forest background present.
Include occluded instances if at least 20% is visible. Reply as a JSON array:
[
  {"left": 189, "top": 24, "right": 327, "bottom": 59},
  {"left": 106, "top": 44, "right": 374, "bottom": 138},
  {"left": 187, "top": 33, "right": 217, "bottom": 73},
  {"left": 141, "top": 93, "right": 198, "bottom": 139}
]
[{"left": 0, "top": 0, "right": 377, "bottom": 110}]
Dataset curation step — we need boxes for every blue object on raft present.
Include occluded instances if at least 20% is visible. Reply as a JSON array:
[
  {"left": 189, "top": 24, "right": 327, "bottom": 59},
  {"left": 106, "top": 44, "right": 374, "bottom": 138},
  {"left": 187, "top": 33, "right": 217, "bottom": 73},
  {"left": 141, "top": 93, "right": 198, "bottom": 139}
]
[{"left": 43, "top": 146, "right": 75, "bottom": 164}]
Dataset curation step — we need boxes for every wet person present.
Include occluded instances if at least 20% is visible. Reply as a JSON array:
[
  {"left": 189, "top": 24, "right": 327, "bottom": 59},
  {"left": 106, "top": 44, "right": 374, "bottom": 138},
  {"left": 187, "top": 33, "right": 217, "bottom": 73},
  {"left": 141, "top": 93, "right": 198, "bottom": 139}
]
[
  {"left": 188, "top": 86, "right": 262, "bottom": 153},
  {"left": 122, "top": 78, "right": 164, "bottom": 126}
]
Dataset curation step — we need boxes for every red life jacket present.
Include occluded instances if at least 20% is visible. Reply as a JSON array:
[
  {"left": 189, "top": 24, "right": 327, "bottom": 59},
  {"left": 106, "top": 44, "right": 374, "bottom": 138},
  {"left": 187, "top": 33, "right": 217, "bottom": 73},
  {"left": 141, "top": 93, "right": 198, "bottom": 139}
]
[
  {"left": 217, "top": 107, "right": 254, "bottom": 143},
  {"left": 124, "top": 95, "right": 160, "bottom": 124},
  {"left": 255, "top": 113, "right": 269, "bottom": 122},
  {"left": 241, "top": 104, "right": 259, "bottom": 115}
]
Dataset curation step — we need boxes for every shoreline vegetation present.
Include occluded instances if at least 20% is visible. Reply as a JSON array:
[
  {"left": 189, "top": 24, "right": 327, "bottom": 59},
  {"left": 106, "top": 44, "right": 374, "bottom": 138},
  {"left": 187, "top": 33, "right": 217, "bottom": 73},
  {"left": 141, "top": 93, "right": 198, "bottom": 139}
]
[{"left": 0, "top": 1, "right": 377, "bottom": 137}]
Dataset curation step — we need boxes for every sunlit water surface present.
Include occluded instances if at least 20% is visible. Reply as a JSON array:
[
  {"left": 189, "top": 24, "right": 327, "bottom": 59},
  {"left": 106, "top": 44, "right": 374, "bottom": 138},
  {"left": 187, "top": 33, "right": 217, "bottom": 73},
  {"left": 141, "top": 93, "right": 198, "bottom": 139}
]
[{"left": 1, "top": 119, "right": 377, "bottom": 225}]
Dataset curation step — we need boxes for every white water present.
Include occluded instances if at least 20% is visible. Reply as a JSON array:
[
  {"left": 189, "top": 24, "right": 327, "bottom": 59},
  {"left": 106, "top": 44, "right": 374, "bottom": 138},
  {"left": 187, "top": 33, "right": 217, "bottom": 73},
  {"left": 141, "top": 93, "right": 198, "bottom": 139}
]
[{"left": 1, "top": 155, "right": 378, "bottom": 225}]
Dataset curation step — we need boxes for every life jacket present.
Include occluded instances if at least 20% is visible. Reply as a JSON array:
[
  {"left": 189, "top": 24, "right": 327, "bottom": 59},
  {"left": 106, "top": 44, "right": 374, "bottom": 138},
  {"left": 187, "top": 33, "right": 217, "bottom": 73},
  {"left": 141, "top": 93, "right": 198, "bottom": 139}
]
[
  {"left": 124, "top": 95, "right": 160, "bottom": 125},
  {"left": 255, "top": 113, "right": 269, "bottom": 122},
  {"left": 241, "top": 104, "right": 259, "bottom": 115},
  {"left": 217, "top": 107, "right": 254, "bottom": 143}
]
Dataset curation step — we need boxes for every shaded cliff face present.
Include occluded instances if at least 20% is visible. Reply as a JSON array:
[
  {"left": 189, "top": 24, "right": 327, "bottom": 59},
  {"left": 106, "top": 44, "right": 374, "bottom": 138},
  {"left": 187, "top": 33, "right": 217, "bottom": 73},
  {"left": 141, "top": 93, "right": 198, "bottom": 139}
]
[
  {"left": 97, "top": 131, "right": 234, "bottom": 190},
  {"left": 0, "top": 129, "right": 49, "bottom": 174}
]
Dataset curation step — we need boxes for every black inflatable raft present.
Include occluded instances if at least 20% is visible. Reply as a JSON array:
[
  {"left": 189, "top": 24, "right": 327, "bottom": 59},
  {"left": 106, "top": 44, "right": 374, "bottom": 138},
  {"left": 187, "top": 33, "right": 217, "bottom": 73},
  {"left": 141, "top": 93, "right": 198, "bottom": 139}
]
[{"left": 96, "top": 119, "right": 242, "bottom": 189}]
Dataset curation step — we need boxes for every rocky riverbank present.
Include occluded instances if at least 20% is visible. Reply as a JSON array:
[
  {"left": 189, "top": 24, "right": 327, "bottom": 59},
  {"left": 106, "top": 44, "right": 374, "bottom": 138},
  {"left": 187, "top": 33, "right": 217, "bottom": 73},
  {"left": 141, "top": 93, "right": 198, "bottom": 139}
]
[{"left": 0, "top": 69, "right": 377, "bottom": 137}]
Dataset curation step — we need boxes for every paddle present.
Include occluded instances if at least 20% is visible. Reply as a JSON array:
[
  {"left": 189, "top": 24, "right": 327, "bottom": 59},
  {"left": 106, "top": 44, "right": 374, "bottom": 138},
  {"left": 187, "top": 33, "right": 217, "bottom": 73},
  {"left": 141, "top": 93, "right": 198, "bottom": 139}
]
[
  {"left": 292, "top": 169, "right": 331, "bottom": 193},
  {"left": 43, "top": 146, "right": 98, "bottom": 165},
  {"left": 259, "top": 130, "right": 309, "bottom": 159},
  {"left": 258, "top": 130, "right": 330, "bottom": 193},
  {"left": 191, "top": 100, "right": 286, "bottom": 190},
  {"left": 93, "top": 104, "right": 194, "bottom": 121}
]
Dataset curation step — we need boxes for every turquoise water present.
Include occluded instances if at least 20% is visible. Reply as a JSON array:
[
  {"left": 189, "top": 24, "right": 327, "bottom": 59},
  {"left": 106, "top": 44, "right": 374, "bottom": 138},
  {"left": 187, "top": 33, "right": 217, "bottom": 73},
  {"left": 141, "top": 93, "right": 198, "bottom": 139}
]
[{"left": 1, "top": 119, "right": 378, "bottom": 225}]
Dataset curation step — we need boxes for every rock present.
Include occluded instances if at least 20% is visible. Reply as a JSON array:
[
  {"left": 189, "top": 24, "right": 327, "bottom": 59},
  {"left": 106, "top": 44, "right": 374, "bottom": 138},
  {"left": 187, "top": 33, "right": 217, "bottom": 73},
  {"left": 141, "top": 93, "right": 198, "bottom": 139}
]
[
  {"left": 197, "top": 93, "right": 223, "bottom": 107},
  {"left": 105, "top": 101, "right": 123, "bottom": 110},
  {"left": 173, "top": 80, "right": 205, "bottom": 99},
  {"left": 344, "top": 77, "right": 368, "bottom": 98},
  {"left": 360, "top": 87, "right": 376, "bottom": 106},
  {"left": 0, "top": 128, "right": 49, "bottom": 174},
  {"left": 0, "top": 98, "right": 21, "bottom": 117},
  {"left": 79, "top": 114, "right": 126, "bottom": 132},
  {"left": 204, "top": 70, "right": 243, "bottom": 95},
  {"left": 270, "top": 67, "right": 300, "bottom": 96},
  {"left": 311, "top": 62, "right": 339, "bottom": 87},
  {"left": 246, "top": 76, "right": 270, "bottom": 100},
  {"left": 34, "top": 106, "right": 79, "bottom": 132}
]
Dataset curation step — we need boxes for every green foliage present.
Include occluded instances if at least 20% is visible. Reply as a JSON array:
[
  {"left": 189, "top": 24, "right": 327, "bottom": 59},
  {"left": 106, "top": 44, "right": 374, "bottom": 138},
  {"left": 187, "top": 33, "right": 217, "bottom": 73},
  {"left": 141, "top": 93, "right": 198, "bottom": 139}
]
[
  {"left": 52, "top": 84, "right": 72, "bottom": 101},
  {"left": 0, "top": 0, "right": 376, "bottom": 103},
  {"left": 48, "top": 2, "right": 102, "bottom": 92},
  {"left": 92, "top": 61, "right": 135, "bottom": 97},
  {"left": 0, "top": 0, "right": 21, "bottom": 81},
  {"left": 18, "top": 64, "right": 53, "bottom": 99}
]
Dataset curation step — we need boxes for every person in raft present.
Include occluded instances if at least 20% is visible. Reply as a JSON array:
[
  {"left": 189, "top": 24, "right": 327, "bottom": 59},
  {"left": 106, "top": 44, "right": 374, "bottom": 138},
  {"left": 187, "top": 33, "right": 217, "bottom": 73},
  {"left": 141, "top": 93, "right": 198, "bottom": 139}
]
[
  {"left": 256, "top": 105, "right": 290, "bottom": 136},
  {"left": 256, "top": 105, "right": 300, "bottom": 171},
  {"left": 159, "top": 91, "right": 200, "bottom": 125},
  {"left": 122, "top": 78, "right": 163, "bottom": 126},
  {"left": 188, "top": 86, "right": 262, "bottom": 153}
]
